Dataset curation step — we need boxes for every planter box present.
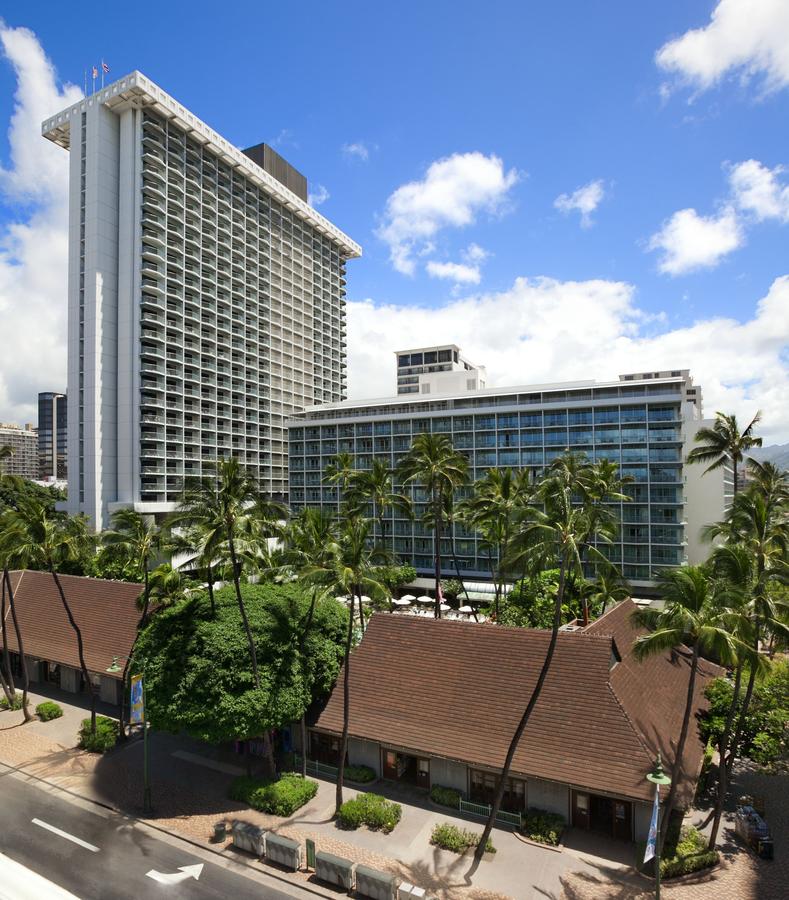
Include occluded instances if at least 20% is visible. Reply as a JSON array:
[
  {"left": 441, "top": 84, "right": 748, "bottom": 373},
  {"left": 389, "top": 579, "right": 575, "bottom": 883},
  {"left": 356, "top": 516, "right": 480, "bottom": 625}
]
[
  {"left": 315, "top": 851, "right": 354, "bottom": 890},
  {"left": 231, "top": 821, "right": 265, "bottom": 857},
  {"left": 356, "top": 865, "right": 396, "bottom": 900},
  {"left": 265, "top": 832, "right": 301, "bottom": 871}
]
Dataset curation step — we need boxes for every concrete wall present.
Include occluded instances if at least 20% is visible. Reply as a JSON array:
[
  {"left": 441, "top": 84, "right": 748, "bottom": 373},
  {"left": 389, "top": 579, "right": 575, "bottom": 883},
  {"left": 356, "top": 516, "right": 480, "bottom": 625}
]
[
  {"left": 99, "top": 676, "right": 119, "bottom": 705},
  {"left": 429, "top": 757, "right": 468, "bottom": 793},
  {"left": 528, "top": 778, "right": 570, "bottom": 820},
  {"left": 684, "top": 418, "right": 733, "bottom": 565},
  {"left": 348, "top": 738, "right": 381, "bottom": 775},
  {"left": 633, "top": 801, "right": 654, "bottom": 842},
  {"left": 60, "top": 666, "right": 81, "bottom": 693}
]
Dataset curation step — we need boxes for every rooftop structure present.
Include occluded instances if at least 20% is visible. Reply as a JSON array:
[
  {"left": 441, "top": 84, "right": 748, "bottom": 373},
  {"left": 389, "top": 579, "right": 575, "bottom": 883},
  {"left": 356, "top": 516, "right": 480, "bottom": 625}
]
[
  {"left": 42, "top": 71, "right": 360, "bottom": 529},
  {"left": 395, "top": 344, "right": 486, "bottom": 395}
]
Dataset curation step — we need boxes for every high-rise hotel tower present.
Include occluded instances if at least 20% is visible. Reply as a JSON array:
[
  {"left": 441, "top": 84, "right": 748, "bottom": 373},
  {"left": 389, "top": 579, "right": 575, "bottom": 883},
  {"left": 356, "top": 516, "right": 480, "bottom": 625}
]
[{"left": 43, "top": 72, "right": 360, "bottom": 529}]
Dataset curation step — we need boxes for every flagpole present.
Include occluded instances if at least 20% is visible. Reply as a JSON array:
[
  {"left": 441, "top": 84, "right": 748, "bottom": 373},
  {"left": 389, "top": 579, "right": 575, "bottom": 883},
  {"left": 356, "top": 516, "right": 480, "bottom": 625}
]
[{"left": 646, "top": 754, "right": 672, "bottom": 900}]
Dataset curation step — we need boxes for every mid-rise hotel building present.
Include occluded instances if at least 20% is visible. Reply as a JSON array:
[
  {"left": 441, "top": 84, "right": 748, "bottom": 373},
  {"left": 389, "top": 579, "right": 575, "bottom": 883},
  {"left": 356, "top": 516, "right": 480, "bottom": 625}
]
[
  {"left": 43, "top": 71, "right": 360, "bottom": 529},
  {"left": 288, "top": 352, "right": 728, "bottom": 588}
]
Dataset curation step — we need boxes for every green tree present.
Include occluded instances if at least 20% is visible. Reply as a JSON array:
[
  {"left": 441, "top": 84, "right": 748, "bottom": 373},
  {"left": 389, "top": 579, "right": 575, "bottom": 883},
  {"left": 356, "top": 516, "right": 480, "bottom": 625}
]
[
  {"left": 302, "top": 517, "right": 389, "bottom": 815},
  {"left": 397, "top": 433, "right": 468, "bottom": 617},
  {"left": 102, "top": 509, "right": 161, "bottom": 624},
  {"left": 134, "top": 583, "right": 347, "bottom": 748},
  {"left": 0, "top": 568, "right": 33, "bottom": 721},
  {"left": 350, "top": 458, "right": 411, "bottom": 546},
  {"left": 147, "top": 563, "right": 185, "bottom": 608},
  {"left": 0, "top": 502, "right": 98, "bottom": 730},
  {"left": 632, "top": 567, "right": 741, "bottom": 846},
  {"left": 169, "top": 458, "right": 285, "bottom": 691},
  {"left": 687, "top": 410, "right": 762, "bottom": 496}
]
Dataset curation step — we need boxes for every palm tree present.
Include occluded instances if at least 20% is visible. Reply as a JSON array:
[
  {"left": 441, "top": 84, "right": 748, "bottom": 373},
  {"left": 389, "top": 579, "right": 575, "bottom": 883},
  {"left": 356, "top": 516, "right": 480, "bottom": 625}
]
[
  {"left": 302, "top": 517, "right": 388, "bottom": 815},
  {"left": 397, "top": 433, "right": 468, "bottom": 617},
  {"left": 352, "top": 458, "right": 411, "bottom": 548},
  {"left": 284, "top": 507, "right": 340, "bottom": 776},
  {"left": 0, "top": 567, "right": 33, "bottom": 721},
  {"left": 632, "top": 566, "right": 742, "bottom": 847},
  {"left": 471, "top": 460, "right": 620, "bottom": 867},
  {"left": 687, "top": 411, "right": 762, "bottom": 497},
  {"left": 580, "top": 566, "right": 630, "bottom": 617},
  {"left": 166, "top": 524, "right": 220, "bottom": 616},
  {"left": 169, "top": 457, "right": 285, "bottom": 689},
  {"left": 102, "top": 509, "right": 160, "bottom": 624},
  {"left": 324, "top": 451, "right": 357, "bottom": 509},
  {"left": 146, "top": 563, "right": 185, "bottom": 608},
  {"left": 458, "top": 468, "right": 535, "bottom": 620},
  {"left": 0, "top": 501, "right": 98, "bottom": 730}
]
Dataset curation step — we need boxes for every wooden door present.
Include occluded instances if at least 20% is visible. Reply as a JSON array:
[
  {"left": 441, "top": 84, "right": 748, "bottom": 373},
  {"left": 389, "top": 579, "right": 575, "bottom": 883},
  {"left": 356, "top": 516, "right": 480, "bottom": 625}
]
[
  {"left": 416, "top": 757, "right": 430, "bottom": 788},
  {"left": 383, "top": 750, "right": 398, "bottom": 780},
  {"left": 572, "top": 791, "right": 590, "bottom": 829},
  {"left": 613, "top": 799, "right": 632, "bottom": 841}
]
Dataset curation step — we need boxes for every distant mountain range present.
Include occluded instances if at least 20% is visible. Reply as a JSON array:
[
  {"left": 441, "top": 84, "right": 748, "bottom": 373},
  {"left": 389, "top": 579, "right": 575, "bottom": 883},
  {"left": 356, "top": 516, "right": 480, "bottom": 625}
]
[{"left": 747, "top": 444, "right": 789, "bottom": 471}]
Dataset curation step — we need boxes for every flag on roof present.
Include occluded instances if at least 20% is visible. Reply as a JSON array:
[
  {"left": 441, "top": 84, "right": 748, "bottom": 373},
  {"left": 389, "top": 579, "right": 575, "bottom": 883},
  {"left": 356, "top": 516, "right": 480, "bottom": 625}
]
[{"left": 92, "top": 66, "right": 98, "bottom": 78}]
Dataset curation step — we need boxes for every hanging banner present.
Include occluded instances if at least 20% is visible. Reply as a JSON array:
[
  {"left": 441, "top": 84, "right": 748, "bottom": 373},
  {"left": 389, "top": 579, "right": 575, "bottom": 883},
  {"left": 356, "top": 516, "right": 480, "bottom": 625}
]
[{"left": 130, "top": 674, "right": 145, "bottom": 725}]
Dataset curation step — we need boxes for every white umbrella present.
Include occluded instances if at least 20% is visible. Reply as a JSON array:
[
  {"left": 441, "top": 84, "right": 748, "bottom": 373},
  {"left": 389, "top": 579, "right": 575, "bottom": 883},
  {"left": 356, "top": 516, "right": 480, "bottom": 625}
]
[
  {"left": 417, "top": 595, "right": 434, "bottom": 604},
  {"left": 439, "top": 603, "right": 451, "bottom": 612},
  {"left": 391, "top": 598, "right": 411, "bottom": 607},
  {"left": 458, "top": 605, "right": 475, "bottom": 614},
  {"left": 400, "top": 594, "right": 416, "bottom": 602},
  {"left": 335, "top": 596, "right": 350, "bottom": 604},
  {"left": 359, "top": 595, "right": 372, "bottom": 604}
]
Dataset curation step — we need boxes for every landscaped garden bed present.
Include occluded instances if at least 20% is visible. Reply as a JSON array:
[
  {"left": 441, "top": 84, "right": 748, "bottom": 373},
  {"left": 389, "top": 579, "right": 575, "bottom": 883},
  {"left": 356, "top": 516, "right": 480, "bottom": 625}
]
[
  {"left": 337, "top": 792, "right": 402, "bottom": 833},
  {"left": 429, "top": 784, "right": 462, "bottom": 809},
  {"left": 344, "top": 764, "right": 376, "bottom": 784},
  {"left": 229, "top": 773, "right": 318, "bottom": 816},
  {"left": 78, "top": 716, "right": 119, "bottom": 753},
  {"left": 637, "top": 824, "right": 719, "bottom": 880},
  {"left": 520, "top": 808, "right": 565, "bottom": 846},
  {"left": 0, "top": 695, "right": 24, "bottom": 711},
  {"left": 36, "top": 701, "right": 63, "bottom": 721},
  {"left": 430, "top": 823, "right": 495, "bottom": 854}
]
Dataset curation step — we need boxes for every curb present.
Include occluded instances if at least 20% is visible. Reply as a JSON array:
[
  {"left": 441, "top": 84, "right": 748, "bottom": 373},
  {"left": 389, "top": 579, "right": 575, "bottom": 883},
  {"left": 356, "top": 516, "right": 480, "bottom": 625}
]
[
  {"left": 0, "top": 758, "right": 334, "bottom": 900},
  {"left": 513, "top": 831, "right": 563, "bottom": 853}
]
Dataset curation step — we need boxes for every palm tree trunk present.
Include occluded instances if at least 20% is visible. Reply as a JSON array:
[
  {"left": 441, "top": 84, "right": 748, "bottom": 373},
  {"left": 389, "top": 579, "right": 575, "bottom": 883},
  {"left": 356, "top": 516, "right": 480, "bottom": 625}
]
[
  {"left": 335, "top": 589, "right": 355, "bottom": 816},
  {"left": 434, "top": 495, "right": 443, "bottom": 619},
  {"left": 470, "top": 556, "right": 568, "bottom": 869},
  {"left": 227, "top": 533, "right": 260, "bottom": 688},
  {"left": 298, "top": 586, "right": 319, "bottom": 779},
  {"left": 49, "top": 567, "right": 97, "bottom": 733},
  {"left": 4, "top": 569, "right": 32, "bottom": 722},
  {"left": 300, "top": 714, "right": 308, "bottom": 778},
  {"left": 0, "top": 572, "right": 16, "bottom": 703},
  {"left": 659, "top": 643, "right": 700, "bottom": 845},
  {"left": 206, "top": 563, "right": 216, "bottom": 616},
  {"left": 709, "top": 664, "right": 742, "bottom": 848},
  {"left": 727, "top": 632, "right": 759, "bottom": 776}
]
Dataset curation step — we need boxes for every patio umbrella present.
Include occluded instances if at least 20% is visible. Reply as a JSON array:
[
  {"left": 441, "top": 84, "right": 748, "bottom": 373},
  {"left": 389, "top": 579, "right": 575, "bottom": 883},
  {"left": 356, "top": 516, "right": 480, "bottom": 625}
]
[
  {"left": 400, "top": 594, "right": 416, "bottom": 602},
  {"left": 416, "top": 595, "right": 433, "bottom": 604},
  {"left": 335, "top": 596, "right": 350, "bottom": 604},
  {"left": 458, "top": 605, "right": 474, "bottom": 614},
  {"left": 359, "top": 595, "right": 372, "bottom": 604},
  {"left": 439, "top": 603, "right": 451, "bottom": 612},
  {"left": 391, "top": 598, "right": 411, "bottom": 607}
]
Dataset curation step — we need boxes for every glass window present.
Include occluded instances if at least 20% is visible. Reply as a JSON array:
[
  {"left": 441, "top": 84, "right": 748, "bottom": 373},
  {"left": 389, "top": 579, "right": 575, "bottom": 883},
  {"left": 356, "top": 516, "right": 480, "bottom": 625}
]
[
  {"left": 620, "top": 406, "right": 647, "bottom": 423},
  {"left": 568, "top": 409, "right": 593, "bottom": 425}
]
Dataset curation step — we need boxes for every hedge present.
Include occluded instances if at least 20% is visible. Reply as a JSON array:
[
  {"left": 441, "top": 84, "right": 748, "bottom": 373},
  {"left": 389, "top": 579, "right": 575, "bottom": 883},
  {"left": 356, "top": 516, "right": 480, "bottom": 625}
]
[
  {"left": 430, "top": 823, "right": 495, "bottom": 854},
  {"left": 0, "top": 695, "right": 24, "bottom": 711},
  {"left": 36, "top": 701, "right": 63, "bottom": 721},
  {"left": 661, "top": 826, "right": 719, "bottom": 879},
  {"left": 78, "top": 716, "right": 119, "bottom": 753},
  {"left": 344, "top": 764, "right": 376, "bottom": 783},
  {"left": 229, "top": 774, "right": 318, "bottom": 817},
  {"left": 337, "top": 793, "right": 402, "bottom": 833},
  {"left": 430, "top": 784, "right": 461, "bottom": 809},
  {"left": 521, "top": 808, "right": 565, "bottom": 846}
]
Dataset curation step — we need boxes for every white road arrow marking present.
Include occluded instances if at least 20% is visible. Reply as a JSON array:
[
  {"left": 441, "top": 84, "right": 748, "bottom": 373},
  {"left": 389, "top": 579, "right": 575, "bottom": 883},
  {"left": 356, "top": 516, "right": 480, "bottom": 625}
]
[
  {"left": 31, "top": 818, "right": 100, "bottom": 852},
  {"left": 146, "top": 864, "right": 204, "bottom": 884}
]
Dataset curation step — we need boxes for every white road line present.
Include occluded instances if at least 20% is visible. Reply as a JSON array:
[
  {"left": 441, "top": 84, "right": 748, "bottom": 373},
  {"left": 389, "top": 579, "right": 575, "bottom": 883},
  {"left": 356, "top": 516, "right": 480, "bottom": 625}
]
[
  {"left": 0, "top": 851, "right": 82, "bottom": 900},
  {"left": 31, "top": 819, "right": 100, "bottom": 853}
]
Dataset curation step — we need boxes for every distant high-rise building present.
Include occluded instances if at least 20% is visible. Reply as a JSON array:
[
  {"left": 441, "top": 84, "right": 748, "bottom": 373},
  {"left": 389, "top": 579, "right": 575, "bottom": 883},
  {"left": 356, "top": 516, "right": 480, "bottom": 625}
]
[
  {"left": 0, "top": 422, "right": 39, "bottom": 480},
  {"left": 42, "top": 71, "right": 360, "bottom": 529},
  {"left": 38, "top": 392, "right": 68, "bottom": 481},
  {"left": 288, "top": 357, "right": 723, "bottom": 589}
]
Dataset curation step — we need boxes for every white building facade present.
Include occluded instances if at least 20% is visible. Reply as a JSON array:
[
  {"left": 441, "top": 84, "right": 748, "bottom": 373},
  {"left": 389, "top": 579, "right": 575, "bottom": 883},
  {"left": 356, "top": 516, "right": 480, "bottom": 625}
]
[
  {"left": 289, "top": 362, "right": 724, "bottom": 588},
  {"left": 43, "top": 72, "right": 360, "bottom": 529}
]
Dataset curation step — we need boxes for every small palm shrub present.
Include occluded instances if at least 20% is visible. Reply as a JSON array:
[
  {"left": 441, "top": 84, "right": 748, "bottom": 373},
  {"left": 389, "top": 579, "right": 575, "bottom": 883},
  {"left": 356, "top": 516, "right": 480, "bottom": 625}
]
[{"left": 78, "top": 716, "right": 119, "bottom": 753}]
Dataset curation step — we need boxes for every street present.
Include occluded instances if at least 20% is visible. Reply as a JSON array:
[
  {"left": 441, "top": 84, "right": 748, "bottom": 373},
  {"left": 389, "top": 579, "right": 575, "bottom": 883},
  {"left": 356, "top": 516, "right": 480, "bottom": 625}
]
[{"left": 0, "top": 765, "right": 309, "bottom": 899}]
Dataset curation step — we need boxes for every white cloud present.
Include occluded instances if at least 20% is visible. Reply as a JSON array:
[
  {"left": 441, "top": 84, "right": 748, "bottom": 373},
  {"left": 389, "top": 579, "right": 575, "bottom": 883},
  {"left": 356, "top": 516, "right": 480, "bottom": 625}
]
[
  {"left": 656, "top": 0, "right": 789, "bottom": 95},
  {"left": 342, "top": 142, "right": 370, "bottom": 162},
  {"left": 729, "top": 159, "right": 789, "bottom": 221},
  {"left": 376, "top": 152, "right": 519, "bottom": 275},
  {"left": 426, "top": 260, "right": 481, "bottom": 285},
  {"left": 554, "top": 179, "right": 606, "bottom": 227},
  {"left": 648, "top": 207, "right": 743, "bottom": 275},
  {"left": 346, "top": 275, "right": 789, "bottom": 442},
  {"left": 0, "top": 22, "right": 81, "bottom": 426},
  {"left": 308, "top": 183, "right": 330, "bottom": 207}
]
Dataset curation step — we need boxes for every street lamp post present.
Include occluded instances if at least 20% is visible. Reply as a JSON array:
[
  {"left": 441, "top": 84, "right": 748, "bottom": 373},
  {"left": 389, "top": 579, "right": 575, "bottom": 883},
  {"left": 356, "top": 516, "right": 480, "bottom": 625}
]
[
  {"left": 107, "top": 655, "right": 151, "bottom": 814},
  {"left": 646, "top": 753, "right": 672, "bottom": 900}
]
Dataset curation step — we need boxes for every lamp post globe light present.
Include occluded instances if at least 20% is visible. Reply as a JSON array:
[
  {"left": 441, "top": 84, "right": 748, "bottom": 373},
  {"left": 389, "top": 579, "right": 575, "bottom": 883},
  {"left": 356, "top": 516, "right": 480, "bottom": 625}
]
[
  {"left": 646, "top": 753, "right": 672, "bottom": 900},
  {"left": 107, "top": 655, "right": 151, "bottom": 814}
]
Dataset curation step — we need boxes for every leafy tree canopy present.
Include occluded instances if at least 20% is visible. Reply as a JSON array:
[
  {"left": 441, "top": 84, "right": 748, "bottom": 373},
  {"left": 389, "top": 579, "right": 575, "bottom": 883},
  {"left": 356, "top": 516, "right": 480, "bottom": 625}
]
[
  {"left": 498, "top": 570, "right": 570, "bottom": 629},
  {"left": 376, "top": 564, "right": 417, "bottom": 592},
  {"left": 134, "top": 582, "right": 348, "bottom": 744},
  {"left": 0, "top": 477, "right": 65, "bottom": 515}
]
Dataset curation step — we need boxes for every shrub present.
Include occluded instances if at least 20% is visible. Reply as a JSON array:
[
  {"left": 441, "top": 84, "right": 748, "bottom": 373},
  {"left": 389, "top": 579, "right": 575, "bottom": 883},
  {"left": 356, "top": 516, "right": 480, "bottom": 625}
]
[
  {"left": 750, "top": 731, "right": 782, "bottom": 766},
  {"left": 521, "top": 808, "right": 565, "bottom": 846},
  {"left": 0, "top": 695, "right": 24, "bottom": 711},
  {"left": 229, "top": 773, "right": 318, "bottom": 816},
  {"left": 658, "top": 825, "right": 719, "bottom": 879},
  {"left": 344, "top": 764, "right": 376, "bottom": 783},
  {"left": 78, "top": 716, "right": 119, "bottom": 753},
  {"left": 337, "top": 793, "right": 402, "bottom": 833},
  {"left": 430, "top": 784, "right": 461, "bottom": 809},
  {"left": 430, "top": 823, "right": 495, "bottom": 854},
  {"left": 36, "top": 701, "right": 63, "bottom": 721}
]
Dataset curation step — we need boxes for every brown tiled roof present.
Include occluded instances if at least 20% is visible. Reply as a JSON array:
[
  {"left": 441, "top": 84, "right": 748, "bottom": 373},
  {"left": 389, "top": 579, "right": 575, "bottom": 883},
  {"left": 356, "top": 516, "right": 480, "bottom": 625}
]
[
  {"left": 585, "top": 599, "right": 722, "bottom": 805},
  {"left": 314, "top": 607, "right": 719, "bottom": 804},
  {"left": 2, "top": 571, "right": 142, "bottom": 679}
]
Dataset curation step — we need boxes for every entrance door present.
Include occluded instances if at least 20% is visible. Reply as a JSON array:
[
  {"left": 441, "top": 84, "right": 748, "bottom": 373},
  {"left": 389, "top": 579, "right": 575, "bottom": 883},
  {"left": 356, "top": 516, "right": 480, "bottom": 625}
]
[
  {"left": 572, "top": 791, "right": 590, "bottom": 829},
  {"left": 590, "top": 794, "right": 613, "bottom": 833},
  {"left": 383, "top": 750, "right": 398, "bottom": 780},
  {"left": 613, "top": 799, "right": 632, "bottom": 841},
  {"left": 416, "top": 757, "right": 430, "bottom": 789}
]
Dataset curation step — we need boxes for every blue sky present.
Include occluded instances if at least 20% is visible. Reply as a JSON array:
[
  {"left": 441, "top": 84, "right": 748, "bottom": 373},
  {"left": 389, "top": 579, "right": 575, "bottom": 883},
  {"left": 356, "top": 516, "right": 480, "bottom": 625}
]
[{"left": 0, "top": 2, "right": 788, "bottom": 439}]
